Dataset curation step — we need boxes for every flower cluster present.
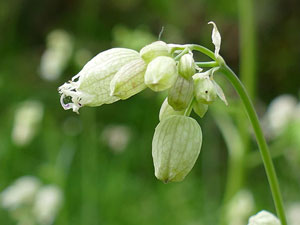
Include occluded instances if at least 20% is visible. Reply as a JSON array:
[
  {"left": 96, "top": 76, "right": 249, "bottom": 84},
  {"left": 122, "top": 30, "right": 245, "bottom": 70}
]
[
  {"left": 0, "top": 176, "right": 63, "bottom": 225},
  {"left": 58, "top": 22, "right": 227, "bottom": 182}
]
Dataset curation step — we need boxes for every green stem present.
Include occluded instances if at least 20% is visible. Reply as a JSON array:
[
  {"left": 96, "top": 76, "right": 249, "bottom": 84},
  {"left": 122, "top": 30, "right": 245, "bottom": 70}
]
[
  {"left": 169, "top": 44, "right": 216, "bottom": 60},
  {"left": 174, "top": 47, "right": 189, "bottom": 61},
  {"left": 220, "top": 64, "right": 287, "bottom": 225},
  {"left": 195, "top": 61, "right": 218, "bottom": 68}
]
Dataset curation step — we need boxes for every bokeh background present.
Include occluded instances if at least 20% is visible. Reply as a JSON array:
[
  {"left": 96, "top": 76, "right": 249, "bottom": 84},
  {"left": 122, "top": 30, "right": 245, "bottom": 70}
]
[{"left": 0, "top": 0, "right": 300, "bottom": 225}]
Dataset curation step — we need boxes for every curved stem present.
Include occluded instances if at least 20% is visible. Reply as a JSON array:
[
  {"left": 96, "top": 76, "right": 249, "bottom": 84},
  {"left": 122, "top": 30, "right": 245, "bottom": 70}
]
[
  {"left": 169, "top": 44, "right": 216, "bottom": 61},
  {"left": 219, "top": 64, "right": 287, "bottom": 225},
  {"left": 195, "top": 61, "right": 218, "bottom": 68}
]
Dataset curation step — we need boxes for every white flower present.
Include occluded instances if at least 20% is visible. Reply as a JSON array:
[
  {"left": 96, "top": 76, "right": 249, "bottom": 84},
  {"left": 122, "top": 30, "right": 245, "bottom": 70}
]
[
  {"left": 101, "top": 125, "right": 131, "bottom": 153},
  {"left": 0, "top": 176, "right": 41, "bottom": 210},
  {"left": 264, "top": 94, "right": 297, "bottom": 137},
  {"left": 248, "top": 210, "right": 281, "bottom": 225},
  {"left": 12, "top": 100, "right": 44, "bottom": 146},
  {"left": 40, "top": 30, "right": 73, "bottom": 81},
  {"left": 59, "top": 48, "right": 141, "bottom": 113},
  {"left": 287, "top": 202, "right": 300, "bottom": 225},
  {"left": 33, "top": 185, "right": 63, "bottom": 225},
  {"left": 226, "top": 190, "right": 254, "bottom": 225}
]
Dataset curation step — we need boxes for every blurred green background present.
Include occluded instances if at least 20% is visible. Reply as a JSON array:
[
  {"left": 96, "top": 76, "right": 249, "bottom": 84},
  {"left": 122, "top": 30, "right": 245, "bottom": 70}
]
[{"left": 0, "top": 0, "right": 300, "bottom": 225}]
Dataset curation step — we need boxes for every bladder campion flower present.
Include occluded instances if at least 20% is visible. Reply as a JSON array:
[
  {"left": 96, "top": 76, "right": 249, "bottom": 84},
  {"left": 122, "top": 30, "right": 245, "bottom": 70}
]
[
  {"left": 58, "top": 20, "right": 289, "bottom": 225},
  {"left": 59, "top": 48, "right": 141, "bottom": 113},
  {"left": 58, "top": 22, "right": 226, "bottom": 182}
]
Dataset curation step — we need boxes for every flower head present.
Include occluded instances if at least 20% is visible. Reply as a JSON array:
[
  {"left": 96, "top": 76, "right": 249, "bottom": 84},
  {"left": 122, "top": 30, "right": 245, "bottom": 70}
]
[{"left": 59, "top": 48, "right": 140, "bottom": 113}]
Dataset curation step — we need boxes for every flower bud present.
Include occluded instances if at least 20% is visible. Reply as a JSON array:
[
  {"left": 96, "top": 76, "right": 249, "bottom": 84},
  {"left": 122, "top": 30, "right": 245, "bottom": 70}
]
[
  {"left": 194, "top": 73, "right": 217, "bottom": 104},
  {"left": 152, "top": 115, "right": 202, "bottom": 183},
  {"left": 168, "top": 76, "right": 194, "bottom": 111},
  {"left": 144, "top": 56, "right": 178, "bottom": 92},
  {"left": 248, "top": 210, "right": 281, "bottom": 225},
  {"left": 110, "top": 58, "right": 147, "bottom": 100},
  {"left": 193, "top": 101, "right": 208, "bottom": 118},
  {"left": 159, "top": 98, "right": 185, "bottom": 121},
  {"left": 58, "top": 48, "right": 140, "bottom": 113},
  {"left": 140, "top": 41, "right": 171, "bottom": 63},
  {"left": 178, "top": 54, "right": 196, "bottom": 79}
]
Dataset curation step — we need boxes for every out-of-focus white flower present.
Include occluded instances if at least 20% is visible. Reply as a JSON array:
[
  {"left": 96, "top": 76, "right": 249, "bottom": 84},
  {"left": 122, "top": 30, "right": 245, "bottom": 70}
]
[
  {"left": 293, "top": 103, "right": 300, "bottom": 120},
  {"left": 287, "top": 202, "right": 300, "bottom": 225},
  {"left": 40, "top": 29, "right": 73, "bottom": 81},
  {"left": 101, "top": 125, "right": 131, "bottom": 153},
  {"left": 12, "top": 100, "right": 43, "bottom": 146},
  {"left": 226, "top": 190, "right": 254, "bottom": 225},
  {"left": 264, "top": 94, "right": 298, "bottom": 137},
  {"left": 33, "top": 185, "right": 63, "bottom": 225},
  {"left": 0, "top": 176, "right": 41, "bottom": 210},
  {"left": 248, "top": 210, "right": 281, "bottom": 225}
]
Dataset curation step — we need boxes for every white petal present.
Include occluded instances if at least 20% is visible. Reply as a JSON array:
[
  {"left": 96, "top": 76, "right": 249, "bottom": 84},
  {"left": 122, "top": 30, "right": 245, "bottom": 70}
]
[
  {"left": 212, "top": 80, "right": 228, "bottom": 105},
  {"left": 208, "top": 21, "right": 221, "bottom": 57}
]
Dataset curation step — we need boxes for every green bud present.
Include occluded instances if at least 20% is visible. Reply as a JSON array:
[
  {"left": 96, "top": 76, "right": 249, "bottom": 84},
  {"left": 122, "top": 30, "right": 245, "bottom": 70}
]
[
  {"left": 59, "top": 48, "right": 140, "bottom": 113},
  {"left": 178, "top": 54, "right": 196, "bottom": 79},
  {"left": 152, "top": 115, "right": 202, "bottom": 183},
  {"left": 193, "top": 101, "right": 208, "bottom": 118},
  {"left": 140, "top": 41, "right": 171, "bottom": 63},
  {"left": 144, "top": 56, "right": 178, "bottom": 92},
  {"left": 159, "top": 98, "right": 185, "bottom": 121},
  {"left": 110, "top": 58, "right": 147, "bottom": 100},
  {"left": 168, "top": 76, "right": 194, "bottom": 111},
  {"left": 194, "top": 73, "right": 217, "bottom": 104}
]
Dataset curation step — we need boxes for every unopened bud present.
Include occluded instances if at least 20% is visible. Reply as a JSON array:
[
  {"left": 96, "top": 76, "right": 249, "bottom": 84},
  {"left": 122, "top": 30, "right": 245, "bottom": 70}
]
[
  {"left": 194, "top": 73, "right": 217, "bottom": 104},
  {"left": 144, "top": 56, "right": 178, "bottom": 92},
  {"left": 140, "top": 41, "right": 171, "bottom": 63},
  {"left": 178, "top": 54, "right": 196, "bottom": 79},
  {"left": 152, "top": 115, "right": 202, "bottom": 183},
  {"left": 110, "top": 58, "right": 147, "bottom": 100},
  {"left": 159, "top": 98, "right": 185, "bottom": 121},
  {"left": 193, "top": 101, "right": 208, "bottom": 118},
  {"left": 168, "top": 76, "right": 194, "bottom": 111}
]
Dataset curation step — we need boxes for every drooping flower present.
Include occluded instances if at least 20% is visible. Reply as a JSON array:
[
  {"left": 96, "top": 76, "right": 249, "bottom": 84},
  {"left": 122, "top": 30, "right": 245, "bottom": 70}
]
[{"left": 59, "top": 48, "right": 141, "bottom": 113}]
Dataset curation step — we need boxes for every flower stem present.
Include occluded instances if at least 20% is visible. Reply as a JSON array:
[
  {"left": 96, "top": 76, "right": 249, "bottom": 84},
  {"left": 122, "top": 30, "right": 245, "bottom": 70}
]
[
  {"left": 219, "top": 63, "right": 287, "bottom": 225},
  {"left": 195, "top": 61, "right": 218, "bottom": 68}
]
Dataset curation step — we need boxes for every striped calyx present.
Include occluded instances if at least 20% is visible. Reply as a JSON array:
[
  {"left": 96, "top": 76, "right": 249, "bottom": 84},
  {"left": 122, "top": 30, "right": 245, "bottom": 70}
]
[
  {"left": 152, "top": 115, "right": 202, "bottom": 183},
  {"left": 144, "top": 56, "right": 178, "bottom": 92},
  {"left": 110, "top": 58, "right": 147, "bottom": 100},
  {"left": 140, "top": 41, "right": 171, "bottom": 64},
  {"left": 178, "top": 53, "right": 196, "bottom": 79},
  {"left": 159, "top": 98, "right": 185, "bottom": 121},
  {"left": 168, "top": 75, "right": 194, "bottom": 111}
]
